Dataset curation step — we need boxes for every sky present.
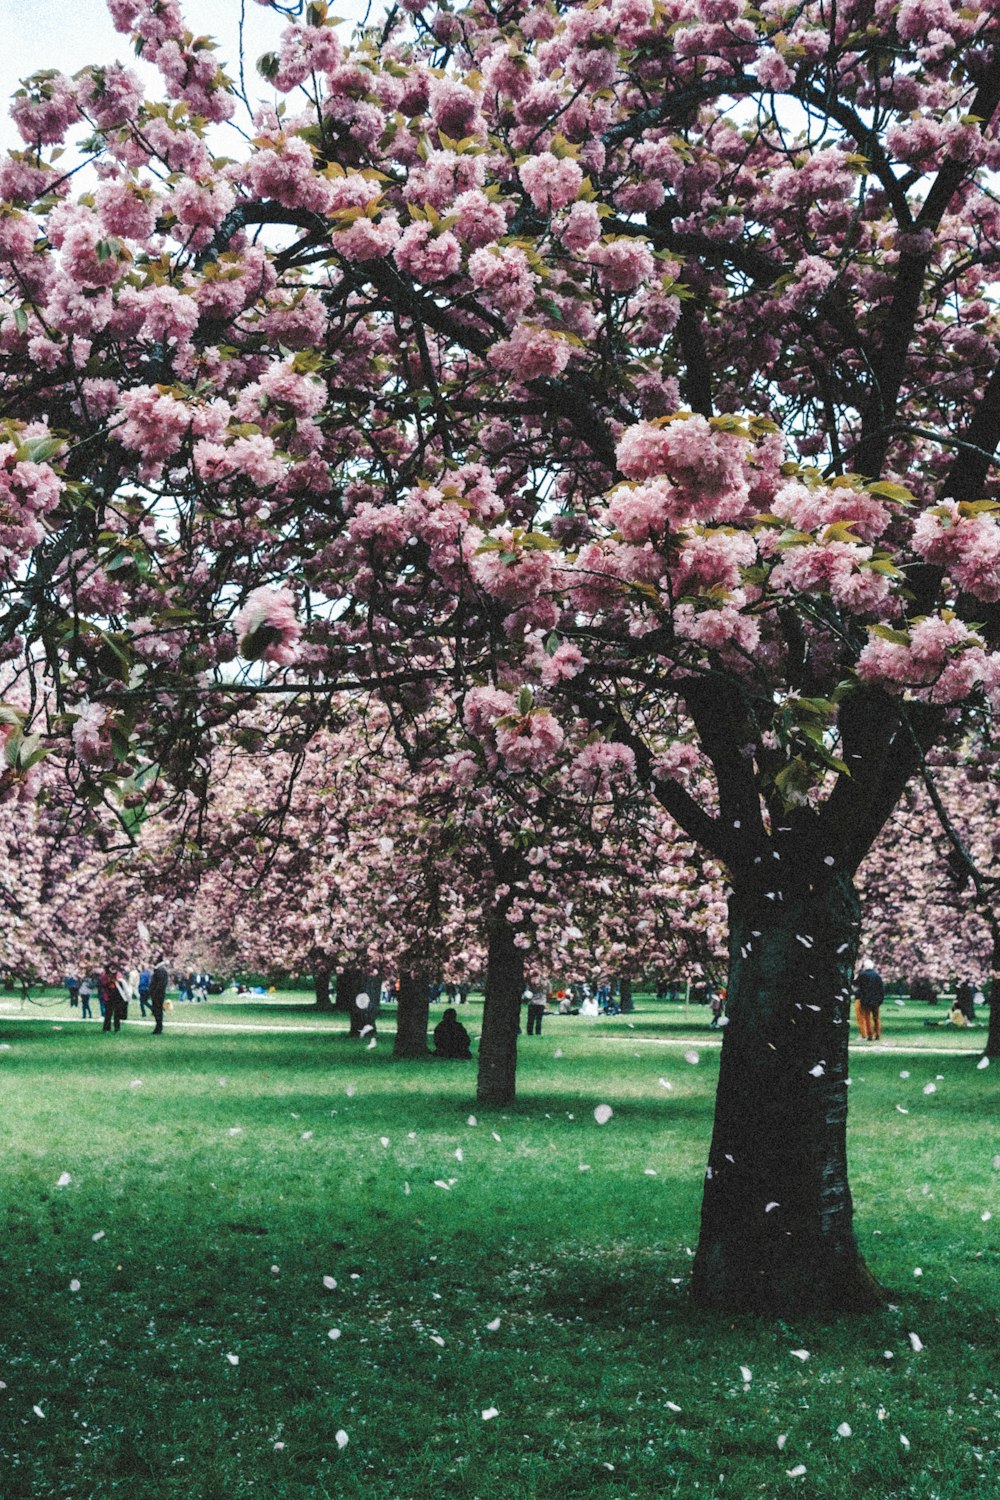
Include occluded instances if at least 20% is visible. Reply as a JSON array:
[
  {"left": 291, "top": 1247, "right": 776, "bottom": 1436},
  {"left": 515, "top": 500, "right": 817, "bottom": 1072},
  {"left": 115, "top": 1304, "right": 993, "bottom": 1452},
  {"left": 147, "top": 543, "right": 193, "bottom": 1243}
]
[{"left": 0, "top": 0, "right": 367, "bottom": 149}]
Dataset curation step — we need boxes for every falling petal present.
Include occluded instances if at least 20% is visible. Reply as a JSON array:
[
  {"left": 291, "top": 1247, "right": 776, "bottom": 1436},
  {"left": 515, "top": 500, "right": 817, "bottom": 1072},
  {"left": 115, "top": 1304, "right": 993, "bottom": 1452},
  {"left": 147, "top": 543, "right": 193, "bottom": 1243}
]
[
  {"left": 790, "top": 1349, "right": 810, "bottom": 1361},
  {"left": 129, "top": 1079, "right": 143, "bottom": 1089},
  {"left": 380, "top": 1137, "right": 390, "bottom": 1148},
  {"left": 69, "top": 1279, "right": 80, "bottom": 1293},
  {"left": 658, "top": 1078, "right": 673, "bottom": 1090},
  {"left": 486, "top": 1318, "right": 501, "bottom": 1332},
  {"left": 776, "top": 1434, "right": 787, "bottom": 1450},
  {"left": 982, "top": 1211, "right": 992, "bottom": 1221},
  {"left": 226, "top": 1353, "right": 239, "bottom": 1366},
  {"left": 345, "top": 1086, "right": 356, "bottom": 1098},
  {"left": 92, "top": 1231, "right": 105, "bottom": 1242},
  {"left": 467, "top": 1115, "right": 477, "bottom": 1127},
  {"left": 328, "top": 1329, "right": 341, "bottom": 1341},
  {"left": 228, "top": 1127, "right": 243, "bottom": 1136},
  {"left": 554, "top": 1049, "right": 563, "bottom": 1059},
  {"left": 491, "top": 1132, "right": 501, "bottom": 1142},
  {"left": 433, "top": 1180, "right": 451, "bottom": 1190},
  {"left": 429, "top": 1335, "right": 445, "bottom": 1347},
  {"left": 908, "top": 1332, "right": 923, "bottom": 1352},
  {"left": 335, "top": 1429, "right": 349, "bottom": 1449},
  {"left": 323, "top": 1276, "right": 337, "bottom": 1290},
  {"left": 454, "top": 1148, "right": 463, "bottom": 1162},
  {"left": 665, "top": 1401, "right": 681, "bottom": 1413},
  {"left": 481, "top": 1408, "right": 499, "bottom": 1421},
  {"left": 884, "top": 1351, "right": 894, "bottom": 1360},
  {"left": 740, "top": 1366, "right": 752, "bottom": 1384},
  {"left": 594, "top": 1104, "right": 613, "bottom": 1126},
  {"left": 644, "top": 1168, "right": 658, "bottom": 1176},
  {"left": 578, "top": 1164, "right": 591, "bottom": 1172},
  {"left": 270, "top": 1265, "right": 280, "bottom": 1274},
  {"left": 786, "top": 1465, "right": 807, "bottom": 1477},
  {"left": 32, "top": 1405, "right": 44, "bottom": 1419},
  {"left": 808, "top": 1064, "right": 825, "bottom": 1078},
  {"left": 900, "top": 1434, "right": 911, "bottom": 1451},
  {"left": 837, "top": 1422, "right": 852, "bottom": 1437},
  {"left": 684, "top": 1050, "right": 700, "bottom": 1066},
  {"left": 765, "top": 1202, "right": 780, "bottom": 1213},
  {"left": 896, "top": 1105, "right": 909, "bottom": 1114},
  {"left": 367, "top": 1038, "right": 377, "bottom": 1050},
  {"left": 301, "top": 1131, "right": 313, "bottom": 1141},
  {"left": 977, "top": 1057, "right": 990, "bottom": 1071},
  {"left": 914, "top": 1268, "right": 922, "bottom": 1277},
  {"left": 899, "top": 1071, "right": 910, "bottom": 1079},
  {"left": 273, "top": 1441, "right": 285, "bottom": 1451},
  {"left": 922, "top": 1083, "right": 936, "bottom": 1095},
  {"left": 55, "top": 1173, "right": 71, "bottom": 1189}
]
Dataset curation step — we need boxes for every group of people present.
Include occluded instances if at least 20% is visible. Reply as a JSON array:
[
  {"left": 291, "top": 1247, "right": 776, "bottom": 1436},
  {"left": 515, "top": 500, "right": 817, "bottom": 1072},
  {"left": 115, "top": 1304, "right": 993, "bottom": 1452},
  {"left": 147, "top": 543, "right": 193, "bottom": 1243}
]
[
  {"left": 65, "top": 960, "right": 170, "bottom": 1034},
  {"left": 855, "top": 961, "right": 988, "bottom": 1039}
]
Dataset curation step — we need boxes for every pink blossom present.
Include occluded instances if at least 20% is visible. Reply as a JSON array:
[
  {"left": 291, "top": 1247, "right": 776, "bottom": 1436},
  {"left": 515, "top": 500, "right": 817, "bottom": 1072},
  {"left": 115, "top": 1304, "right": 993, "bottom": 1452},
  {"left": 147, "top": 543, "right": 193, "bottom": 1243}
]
[
  {"left": 463, "top": 685, "right": 517, "bottom": 738},
  {"left": 428, "top": 79, "right": 482, "bottom": 138},
  {"left": 452, "top": 190, "right": 508, "bottom": 248},
  {"left": 137, "top": 285, "right": 200, "bottom": 343},
  {"left": 469, "top": 246, "right": 536, "bottom": 320},
  {"left": 518, "top": 153, "right": 584, "bottom": 214},
  {"left": 490, "top": 326, "right": 572, "bottom": 381},
  {"left": 234, "top": 586, "right": 301, "bottom": 665},
  {"left": 395, "top": 223, "right": 463, "bottom": 283},
  {"left": 570, "top": 741, "right": 637, "bottom": 792},
  {"left": 615, "top": 417, "right": 752, "bottom": 521},
  {"left": 911, "top": 503, "right": 1000, "bottom": 602},
  {"left": 9, "top": 75, "right": 80, "bottom": 146},
  {"left": 117, "top": 387, "right": 191, "bottom": 469},
  {"left": 494, "top": 709, "right": 565, "bottom": 770},
  {"left": 71, "top": 702, "right": 111, "bottom": 767},
  {"left": 589, "top": 239, "right": 655, "bottom": 293}
]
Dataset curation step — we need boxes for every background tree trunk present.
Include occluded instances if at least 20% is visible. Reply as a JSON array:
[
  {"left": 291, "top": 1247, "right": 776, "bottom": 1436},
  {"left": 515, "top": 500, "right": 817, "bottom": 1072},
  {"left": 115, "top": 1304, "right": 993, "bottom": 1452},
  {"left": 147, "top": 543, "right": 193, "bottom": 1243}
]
[
  {"left": 394, "top": 971, "right": 431, "bottom": 1058},
  {"left": 477, "top": 911, "right": 524, "bottom": 1108},
  {"left": 314, "top": 966, "right": 333, "bottom": 1012},
  {"left": 335, "top": 967, "right": 361, "bottom": 1015},
  {"left": 619, "top": 974, "right": 634, "bottom": 1013},
  {"left": 985, "top": 933, "right": 1000, "bottom": 1058},
  {"left": 691, "top": 873, "right": 883, "bottom": 1315}
]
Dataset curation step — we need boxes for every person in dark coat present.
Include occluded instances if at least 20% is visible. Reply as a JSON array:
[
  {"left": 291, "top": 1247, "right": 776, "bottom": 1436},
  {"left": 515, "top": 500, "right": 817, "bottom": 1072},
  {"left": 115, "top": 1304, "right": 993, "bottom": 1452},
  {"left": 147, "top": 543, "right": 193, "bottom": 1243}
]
[
  {"left": 433, "top": 1008, "right": 472, "bottom": 1059},
  {"left": 149, "top": 957, "right": 169, "bottom": 1035},
  {"left": 855, "top": 959, "right": 885, "bottom": 1041},
  {"left": 100, "top": 967, "right": 125, "bottom": 1033}
]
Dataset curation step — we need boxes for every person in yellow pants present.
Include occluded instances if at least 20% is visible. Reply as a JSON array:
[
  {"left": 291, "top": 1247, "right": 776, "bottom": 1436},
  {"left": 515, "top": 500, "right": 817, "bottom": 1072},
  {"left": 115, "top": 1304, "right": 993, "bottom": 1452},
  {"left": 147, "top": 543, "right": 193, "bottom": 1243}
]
[{"left": 855, "top": 959, "right": 884, "bottom": 1041}]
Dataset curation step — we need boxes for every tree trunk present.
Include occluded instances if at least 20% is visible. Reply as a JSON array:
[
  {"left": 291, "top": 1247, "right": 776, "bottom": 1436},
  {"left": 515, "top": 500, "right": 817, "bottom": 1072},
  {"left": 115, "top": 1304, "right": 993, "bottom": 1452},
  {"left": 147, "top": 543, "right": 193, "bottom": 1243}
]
[
  {"left": 476, "top": 911, "right": 525, "bottom": 1108},
  {"left": 691, "top": 873, "right": 883, "bottom": 1316},
  {"left": 393, "top": 971, "right": 431, "bottom": 1058},
  {"left": 314, "top": 966, "right": 333, "bottom": 1011},
  {"left": 984, "top": 933, "right": 1000, "bottom": 1058},
  {"left": 335, "top": 967, "right": 361, "bottom": 1014},
  {"left": 619, "top": 974, "right": 634, "bottom": 1013}
]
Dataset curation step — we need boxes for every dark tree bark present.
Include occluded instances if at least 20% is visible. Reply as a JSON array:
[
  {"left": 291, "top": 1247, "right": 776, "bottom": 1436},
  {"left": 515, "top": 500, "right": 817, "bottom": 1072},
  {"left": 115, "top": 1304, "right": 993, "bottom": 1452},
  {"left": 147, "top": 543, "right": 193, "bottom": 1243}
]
[
  {"left": 314, "top": 965, "right": 333, "bottom": 1011},
  {"left": 393, "top": 971, "right": 431, "bottom": 1058},
  {"left": 619, "top": 974, "right": 634, "bottom": 1013},
  {"left": 476, "top": 910, "right": 525, "bottom": 1108},
  {"left": 985, "top": 934, "right": 1000, "bottom": 1059},
  {"left": 691, "top": 872, "right": 883, "bottom": 1316},
  {"left": 335, "top": 967, "right": 361, "bottom": 1015}
]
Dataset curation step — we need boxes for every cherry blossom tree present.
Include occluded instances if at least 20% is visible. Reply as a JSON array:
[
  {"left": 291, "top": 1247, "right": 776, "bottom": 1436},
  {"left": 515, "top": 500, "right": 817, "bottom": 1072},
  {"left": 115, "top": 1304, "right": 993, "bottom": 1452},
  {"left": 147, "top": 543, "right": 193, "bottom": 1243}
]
[{"left": 4, "top": 0, "right": 1000, "bottom": 1310}]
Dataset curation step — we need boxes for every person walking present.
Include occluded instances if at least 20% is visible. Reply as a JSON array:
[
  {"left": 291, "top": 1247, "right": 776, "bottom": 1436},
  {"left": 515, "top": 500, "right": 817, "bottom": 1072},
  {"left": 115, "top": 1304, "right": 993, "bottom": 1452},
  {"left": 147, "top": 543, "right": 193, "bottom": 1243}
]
[
  {"left": 524, "top": 987, "right": 547, "bottom": 1036},
  {"left": 855, "top": 959, "right": 885, "bottom": 1041},
  {"left": 149, "top": 957, "right": 169, "bottom": 1035},
  {"left": 79, "top": 976, "right": 93, "bottom": 1019},
  {"left": 137, "top": 967, "right": 152, "bottom": 1017}
]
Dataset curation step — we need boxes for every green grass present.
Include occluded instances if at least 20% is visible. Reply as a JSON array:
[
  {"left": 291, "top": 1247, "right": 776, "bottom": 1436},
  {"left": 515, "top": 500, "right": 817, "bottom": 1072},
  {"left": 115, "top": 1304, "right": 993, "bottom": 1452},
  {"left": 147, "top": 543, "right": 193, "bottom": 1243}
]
[{"left": 0, "top": 993, "right": 997, "bottom": 1498}]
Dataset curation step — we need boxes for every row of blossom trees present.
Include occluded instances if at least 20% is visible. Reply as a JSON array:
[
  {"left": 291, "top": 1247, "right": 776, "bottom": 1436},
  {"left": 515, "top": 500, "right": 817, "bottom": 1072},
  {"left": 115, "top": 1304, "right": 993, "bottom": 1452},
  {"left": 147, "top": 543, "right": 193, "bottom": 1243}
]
[{"left": 3, "top": 0, "right": 1000, "bottom": 1310}]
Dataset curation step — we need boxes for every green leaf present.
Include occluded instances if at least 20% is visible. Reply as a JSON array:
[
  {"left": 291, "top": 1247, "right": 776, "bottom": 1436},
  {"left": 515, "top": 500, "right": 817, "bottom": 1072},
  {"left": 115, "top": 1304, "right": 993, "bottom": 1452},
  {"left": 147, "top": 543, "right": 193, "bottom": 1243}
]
[
  {"left": 867, "top": 481, "right": 916, "bottom": 504},
  {"left": 516, "top": 685, "right": 534, "bottom": 715},
  {"left": 13, "top": 306, "right": 29, "bottom": 335},
  {"left": 871, "top": 624, "right": 910, "bottom": 645}
]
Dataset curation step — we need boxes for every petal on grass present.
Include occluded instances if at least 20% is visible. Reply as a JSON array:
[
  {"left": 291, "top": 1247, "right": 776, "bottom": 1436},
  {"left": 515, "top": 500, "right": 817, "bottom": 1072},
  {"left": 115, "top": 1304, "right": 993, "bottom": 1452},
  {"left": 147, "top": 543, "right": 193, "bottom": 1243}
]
[
  {"left": 335, "top": 1429, "right": 349, "bottom": 1449},
  {"left": 55, "top": 1173, "right": 71, "bottom": 1189},
  {"left": 593, "top": 1104, "right": 613, "bottom": 1125},
  {"left": 322, "top": 1276, "right": 337, "bottom": 1290},
  {"left": 481, "top": 1408, "right": 499, "bottom": 1421}
]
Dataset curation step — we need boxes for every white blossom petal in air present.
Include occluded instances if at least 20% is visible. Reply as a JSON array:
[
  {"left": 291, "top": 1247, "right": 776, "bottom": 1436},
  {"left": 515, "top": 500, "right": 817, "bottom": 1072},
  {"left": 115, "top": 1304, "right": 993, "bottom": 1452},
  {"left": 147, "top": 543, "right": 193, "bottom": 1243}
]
[
  {"left": 923, "top": 1083, "right": 936, "bottom": 1095},
  {"left": 808, "top": 1064, "right": 825, "bottom": 1078},
  {"left": 790, "top": 1349, "right": 810, "bottom": 1361},
  {"left": 659, "top": 1078, "right": 673, "bottom": 1090},
  {"left": 765, "top": 1202, "right": 780, "bottom": 1213},
  {"left": 429, "top": 1334, "right": 445, "bottom": 1347},
  {"left": 665, "top": 1401, "right": 682, "bottom": 1413},
  {"left": 273, "top": 1441, "right": 285, "bottom": 1451},
  {"left": 900, "top": 1433, "right": 911, "bottom": 1451},
  {"left": 594, "top": 1104, "right": 613, "bottom": 1125},
  {"left": 554, "top": 1049, "right": 563, "bottom": 1059},
  {"left": 491, "top": 1132, "right": 501, "bottom": 1143},
  {"left": 129, "top": 1079, "right": 143, "bottom": 1089},
  {"left": 69, "top": 1279, "right": 80, "bottom": 1292},
  {"left": 740, "top": 1366, "right": 752, "bottom": 1384},
  {"left": 837, "top": 1422, "right": 852, "bottom": 1437},
  {"left": 578, "top": 1164, "right": 591, "bottom": 1172},
  {"left": 899, "top": 1070, "right": 910, "bottom": 1079},
  {"left": 322, "top": 1276, "right": 337, "bottom": 1290},
  {"left": 786, "top": 1464, "right": 806, "bottom": 1478},
  {"left": 271, "top": 1265, "right": 280, "bottom": 1274},
  {"left": 486, "top": 1318, "right": 501, "bottom": 1332},
  {"left": 433, "top": 1180, "right": 451, "bottom": 1190},
  {"left": 481, "top": 1408, "right": 499, "bottom": 1421},
  {"left": 301, "top": 1131, "right": 313, "bottom": 1141},
  {"left": 92, "top": 1231, "right": 105, "bottom": 1242},
  {"left": 896, "top": 1105, "right": 909, "bottom": 1114},
  {"left": 226, "top": 1353, "right": 239, "bottom": 1366},
  {"left": 454, "top": 1148, "right": 463, "bottom": 1163},
  {"left": 977, "top": 1056, "right": 990, "bottom": 1071},
  {"left": 55, "top": 1173, "right": 71, "bottom": 1188},
  {"left": 684, "top": 1050, "right": 700, "bottom": 1066},
  {"left": 335, "top": 1429, "right": 349, "bottom": 1449},
  {"left": 380, "top": 1137, "right": 390, "bottom": 1148},
  {"left": 467, "top": 1115, "right": 477, "bottom": 1127},
  {"left": 982, "top": 1211, "right": 992, "bottom": 1222},
  {"left": 908, "top": 1332, "right": 923, "bottom": 1352},
  {"left": 228, "top": 1128, "right": 242, "bottom": 1137},
  {"left": 776, "top": 1434, "right": 787, "bottom": 1450},
  {"left": 644, "top": 1168, "right": 658, "bottom": 1176},
  {"left": 32, "top": 1405, "right": 44, "bottom": 1419},
  {"left": 328, "top": 1329, "right": 341, "bottom": 1341},
  {"left": 914, "top": 1267, "right": 922, "bottom": 1277}
]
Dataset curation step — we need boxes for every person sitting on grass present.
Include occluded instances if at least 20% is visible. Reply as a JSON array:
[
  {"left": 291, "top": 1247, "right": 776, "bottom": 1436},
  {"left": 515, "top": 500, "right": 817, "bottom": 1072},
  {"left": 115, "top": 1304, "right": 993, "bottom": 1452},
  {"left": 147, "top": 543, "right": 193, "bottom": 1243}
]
[{"left": 433, "top": 1007, "right": 473, "bottom": 1059}]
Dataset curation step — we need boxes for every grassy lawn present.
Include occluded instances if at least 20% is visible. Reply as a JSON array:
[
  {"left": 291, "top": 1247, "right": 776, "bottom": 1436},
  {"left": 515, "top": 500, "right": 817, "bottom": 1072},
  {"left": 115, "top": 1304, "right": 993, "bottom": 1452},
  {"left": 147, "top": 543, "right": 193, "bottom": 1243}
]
[{"left": 0, "top": 992, "right": 996, "bottom": 1498}]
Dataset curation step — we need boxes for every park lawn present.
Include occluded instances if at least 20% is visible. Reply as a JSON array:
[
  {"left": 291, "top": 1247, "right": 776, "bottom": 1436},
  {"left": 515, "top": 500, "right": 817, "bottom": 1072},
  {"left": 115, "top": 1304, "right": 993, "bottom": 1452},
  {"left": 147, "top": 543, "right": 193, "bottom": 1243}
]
[{"left": 0, "top": 1001, "right": 996, "bottom": 1499}]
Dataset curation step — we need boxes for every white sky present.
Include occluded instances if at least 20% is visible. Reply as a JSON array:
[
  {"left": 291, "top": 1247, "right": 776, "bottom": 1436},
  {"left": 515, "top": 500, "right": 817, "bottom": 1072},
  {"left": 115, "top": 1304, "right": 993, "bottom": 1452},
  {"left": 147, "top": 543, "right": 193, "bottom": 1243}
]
[{"left": 0, "top": 0, "right": 370, "bottom": 150}]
